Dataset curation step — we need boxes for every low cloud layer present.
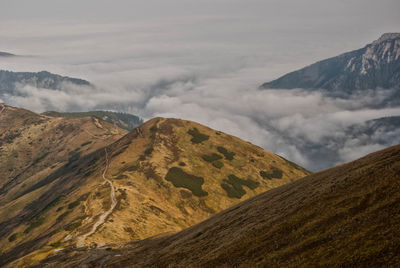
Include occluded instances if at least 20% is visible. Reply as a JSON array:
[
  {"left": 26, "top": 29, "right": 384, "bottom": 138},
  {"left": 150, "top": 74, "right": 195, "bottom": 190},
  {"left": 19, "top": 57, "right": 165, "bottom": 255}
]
[{"left": 4, "top": 75, "right": 400, "bottom": 170}]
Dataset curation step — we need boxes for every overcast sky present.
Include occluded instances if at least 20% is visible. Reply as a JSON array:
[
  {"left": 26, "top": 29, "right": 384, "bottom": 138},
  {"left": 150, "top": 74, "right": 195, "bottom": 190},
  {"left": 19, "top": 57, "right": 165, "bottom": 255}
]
[{"left": 1, "top": 0, "right": 400, "bottom": 170}]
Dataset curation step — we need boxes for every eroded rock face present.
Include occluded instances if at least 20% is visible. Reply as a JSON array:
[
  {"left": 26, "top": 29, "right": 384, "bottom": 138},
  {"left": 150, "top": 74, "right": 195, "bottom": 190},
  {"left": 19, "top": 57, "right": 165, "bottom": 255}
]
[{"left": 261, "top": 33, "right": 400, "bottom": 92}]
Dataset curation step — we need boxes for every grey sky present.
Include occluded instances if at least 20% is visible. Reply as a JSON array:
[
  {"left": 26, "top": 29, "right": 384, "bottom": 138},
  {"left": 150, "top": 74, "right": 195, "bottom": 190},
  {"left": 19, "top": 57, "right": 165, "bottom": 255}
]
[{"left": 1, "top": 0, "right": 399, "bottom": 170}]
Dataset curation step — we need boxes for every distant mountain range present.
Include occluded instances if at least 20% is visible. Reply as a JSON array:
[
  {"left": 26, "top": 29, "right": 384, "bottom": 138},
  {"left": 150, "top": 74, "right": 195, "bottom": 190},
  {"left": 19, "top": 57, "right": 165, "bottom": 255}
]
[
  {"left": 261, "top": 33, "right": 400, "bottom": 93},
  {"left": 0, "top": 70, "right": 91, "bottom": 95}
]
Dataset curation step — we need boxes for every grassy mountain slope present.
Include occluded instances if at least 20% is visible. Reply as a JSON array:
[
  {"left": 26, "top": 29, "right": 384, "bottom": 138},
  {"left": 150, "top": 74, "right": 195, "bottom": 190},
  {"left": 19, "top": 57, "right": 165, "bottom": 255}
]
[
  {"left": 0, "top": 103, "right": 128, "bottom": 265},
  {"left": 43, "top": 111, "right": 143, "bottom": 131},
  {"left": 36, "top": 144, "right": 400, "bottom": 267},
  {"left": 0, "top": 115, "right": 309, "bottom": 266}
]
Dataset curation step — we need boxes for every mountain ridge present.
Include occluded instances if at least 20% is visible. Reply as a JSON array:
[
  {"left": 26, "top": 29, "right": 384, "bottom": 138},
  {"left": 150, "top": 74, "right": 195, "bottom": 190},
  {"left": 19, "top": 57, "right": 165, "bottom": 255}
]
[
  {"left": 0, "top": 70, "right": 91, "bottom": 96},
  {"left": 261, "top": 33, "right": 400, "bottom": 92},
  {"left": 0, "top": 105, "right": 309, "bottom": 266},
  {"left": 43, "top": 111, "right": 143, "bottom": 131},
  {"left": 33, "top": 143, "right": 400, "bottom": 267}
]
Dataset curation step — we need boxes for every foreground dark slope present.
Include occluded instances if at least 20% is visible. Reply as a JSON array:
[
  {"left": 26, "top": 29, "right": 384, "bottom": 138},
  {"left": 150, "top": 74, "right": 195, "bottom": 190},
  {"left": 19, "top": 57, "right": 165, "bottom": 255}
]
[{"left": 38, "top": 144, "right": 400, "bottom": 267}]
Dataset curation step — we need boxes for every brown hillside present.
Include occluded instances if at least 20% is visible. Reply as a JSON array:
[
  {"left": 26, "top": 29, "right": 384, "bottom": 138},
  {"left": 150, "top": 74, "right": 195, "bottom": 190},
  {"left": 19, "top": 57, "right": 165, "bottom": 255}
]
[
  {"left": 0, "top": 115, "right": 309, "bottom": 267},
  {"left": 35, "top": 144, "right": 400, "bottom": 267},
  {"left": 0, "top": 103, "right": 127, "bottom": 264}
]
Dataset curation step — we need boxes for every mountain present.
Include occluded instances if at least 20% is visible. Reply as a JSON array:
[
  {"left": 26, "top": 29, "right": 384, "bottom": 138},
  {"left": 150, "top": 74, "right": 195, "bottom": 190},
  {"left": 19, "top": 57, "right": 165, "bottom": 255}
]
[
  {"left": 261, "top": 33, "right": 400, "bottom": 93},
  {"left": 34, "top": 144, "right": 400, "bottom": 268},
  {"left": 0, "top": 70, "right": 91, "bottom": 95},
  {"left": 0, "top": 52, "right": 15, "bottom": 57},
  {"left": 43, "top": 111, "right": 143, "bottom": 131},
  {"left": 0, "top": 108, "right": 309, "bottom": 266},
  {"left": 0, "top": 103, "right": 128, "bottom": 264}
]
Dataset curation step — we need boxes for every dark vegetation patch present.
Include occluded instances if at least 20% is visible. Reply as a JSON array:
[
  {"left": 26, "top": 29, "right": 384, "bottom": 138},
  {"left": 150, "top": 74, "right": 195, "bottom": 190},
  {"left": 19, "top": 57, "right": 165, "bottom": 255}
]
[
  {"left": 221, "top": 174, "right": 259, "bottom": 199},
  {"left": 67, "top": 200, "right": 80, "bottom": 210},
  {"left": 33, "top": 152, "right": 50, "bottom": 165},
  {"left": 188, "top": 128, "right": 209, "bottom": 144},
  {"left": 202, "top": 153, "right": 223, "bottom": 162},
  {"left": 64, "top": 220, "right": 82, "bottom": 231},
  {"left": 217, "top": 146, "right": 235, "bottom": 160},
  {"left": 56, "top": 206, "right": 64, "bottom": 212},
  {"left": 80, "top": 141, "right": 92, "bottom": 147},
  {"left": 84, "top": 169, "right": 94, "bottom": 177},
  {"left": 49, "top": 240, "right": 62, "bottom": 248},
  {"left": 165, "top": 167, "right": 208, "bottom": 197},
  {"left": 116, "top": 189, "right": 128, "bottom": 210},
  {"left": 23, "top": 195, "right": 65, "bottom": 233},
  {"left": 8, "top": 233, "right": 18, "bottom": 242},
  {"left": 115, "top": 174, "right": 129, "bottom": 180},
  {"left": 24, "top": 216, "right": 45, "bottom": 234},
  {"left": 179, "top": 162, "right": 186, "bottom": 166},
  {"left": 260, "top": 167, "right": 283, "bottom": 179},
  {"left": 56, "top": 211, "right": 70, "bottom": 222},
  {"left": 66, "top": 150, "right": 81, "bottom": 167},
  {"left": 212, "top": 161, "right": 224, "bottom": 169},
  {"left": 144, "top": 147, "right": 153, "bottom": 155},
  {"left": 116, "top": 162, "right": 138, "bottom": 174},
  {"left": 112, "top": 145, "right": 129, "bottom": 158}
]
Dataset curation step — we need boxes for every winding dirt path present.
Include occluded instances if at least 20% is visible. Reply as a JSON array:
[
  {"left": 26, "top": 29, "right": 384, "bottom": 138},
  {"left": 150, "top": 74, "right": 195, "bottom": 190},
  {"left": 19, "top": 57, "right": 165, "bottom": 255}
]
[{"left": 76, "top": 148, "right": 117, "bottom": 247}]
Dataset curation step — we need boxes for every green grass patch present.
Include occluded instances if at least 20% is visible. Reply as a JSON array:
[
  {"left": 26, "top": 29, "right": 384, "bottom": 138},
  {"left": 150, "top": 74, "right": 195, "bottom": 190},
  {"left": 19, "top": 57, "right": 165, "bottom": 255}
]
[
  {"left": 217, "top": 146, "right": 235, "bottom": 160},
  {"left": 188, "top": 128, "right": 209, "bottom": 144},
  {"left": 165, "top": 167, "right": 208, "bottom": 197},
  {"left": 8, "top": 233, "right": 18, "bottom": 242},
  {"left": 201, "top": 153, "right": 223, "bottom": 162},
  {"left": 212, "top": 161, "right": 224, "bottom": 169},
  {"left": 221, "top": 174, "right": 259, "bottom": 199},
  {"left": 260, "top": 167, "right": 283, "bottom": 179}
]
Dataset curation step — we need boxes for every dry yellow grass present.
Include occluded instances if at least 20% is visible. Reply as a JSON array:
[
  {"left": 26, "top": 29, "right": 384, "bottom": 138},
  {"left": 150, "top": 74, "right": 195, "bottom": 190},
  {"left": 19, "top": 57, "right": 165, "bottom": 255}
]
[
  {"left": 0, "top": 108, "right": 308, "bottom": 267},
  {"left": 34, "top": 144, "right": 400, "bottom": 268}
]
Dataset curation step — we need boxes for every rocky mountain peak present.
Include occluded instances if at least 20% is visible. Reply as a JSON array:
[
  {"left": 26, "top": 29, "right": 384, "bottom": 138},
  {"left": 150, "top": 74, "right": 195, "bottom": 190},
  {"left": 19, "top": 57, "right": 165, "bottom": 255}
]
[
  {"left": 373, "top": 32, "right": 400, "bottom": 44},
  {"left": 261, "top": 33, "right": 400, "bottom": 91}
]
